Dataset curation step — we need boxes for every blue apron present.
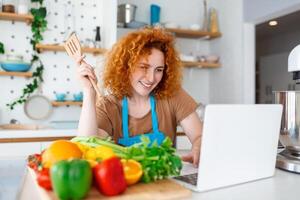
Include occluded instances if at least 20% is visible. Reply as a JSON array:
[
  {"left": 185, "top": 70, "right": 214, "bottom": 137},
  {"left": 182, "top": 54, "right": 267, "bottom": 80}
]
[{"left": 118, "top": 95, "right": 165, "bottom": 146}]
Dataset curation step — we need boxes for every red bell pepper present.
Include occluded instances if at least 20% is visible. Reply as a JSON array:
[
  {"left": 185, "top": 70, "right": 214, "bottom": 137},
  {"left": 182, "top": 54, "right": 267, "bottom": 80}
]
[
  {"left": 93, "top": 157, "right": 127, "bottom": 196},
  {"left": 36, "top": 168, "right": 52, "bottom": 190}
]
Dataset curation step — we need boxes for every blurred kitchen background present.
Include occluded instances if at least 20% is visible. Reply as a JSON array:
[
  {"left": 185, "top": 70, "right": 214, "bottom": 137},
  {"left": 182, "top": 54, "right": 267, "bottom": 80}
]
[
  {"left": 2, "top": 0, "right": 300, "bottom": 199},
  {"left": 0, "top": 0, "right": 300, "bottom": 144}
]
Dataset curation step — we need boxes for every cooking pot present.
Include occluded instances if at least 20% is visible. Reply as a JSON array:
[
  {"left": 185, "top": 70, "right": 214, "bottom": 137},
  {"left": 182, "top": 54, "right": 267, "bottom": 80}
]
[
  {"left": 117, "top": 4, "right": 137, "bottom": 25},
  {"left": 273, "top": 91, "right": 300, "bottom": 153}
]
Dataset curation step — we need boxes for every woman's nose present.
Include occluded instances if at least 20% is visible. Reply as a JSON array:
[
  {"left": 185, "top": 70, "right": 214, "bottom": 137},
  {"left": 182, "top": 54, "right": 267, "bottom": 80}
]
[{"left": 145, "top": 70, "right": 155, "bottom": 82}]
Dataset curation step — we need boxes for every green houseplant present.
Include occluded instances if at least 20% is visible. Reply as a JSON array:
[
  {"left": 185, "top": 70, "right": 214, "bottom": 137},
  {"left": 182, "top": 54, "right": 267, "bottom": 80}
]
[
  {"left": 7, "top": 0, "right": 47, "bottom": 110},
  {"left": 0, "top": 42, "right": 4, "bottom": 54}
]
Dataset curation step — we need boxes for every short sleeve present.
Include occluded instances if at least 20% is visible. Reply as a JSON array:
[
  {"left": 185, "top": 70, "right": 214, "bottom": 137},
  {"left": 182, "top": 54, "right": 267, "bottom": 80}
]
[
  {"left": 169, "top": 88, "right": 198, "bottom": 124},
  {"left": 95, "top": 97, "right": 114, "bottom": 136}
]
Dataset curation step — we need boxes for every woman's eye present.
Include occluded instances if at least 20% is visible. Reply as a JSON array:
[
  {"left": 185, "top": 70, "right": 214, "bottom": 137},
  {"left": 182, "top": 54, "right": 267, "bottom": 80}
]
[
  {"left": 156, "top": 68, "right": 164, "bottom": 72},
  {"left": 139, "top": 66, "right": 148, "bottom": 69}
]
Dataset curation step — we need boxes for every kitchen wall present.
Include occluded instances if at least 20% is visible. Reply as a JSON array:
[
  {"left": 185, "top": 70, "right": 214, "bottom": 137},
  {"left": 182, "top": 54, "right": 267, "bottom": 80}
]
[
  {"left": 0, "top": 0, "right": 116, "bottom": 124},
  {"left": 209, "top": 0, "right": 244, "bottom": 103}
]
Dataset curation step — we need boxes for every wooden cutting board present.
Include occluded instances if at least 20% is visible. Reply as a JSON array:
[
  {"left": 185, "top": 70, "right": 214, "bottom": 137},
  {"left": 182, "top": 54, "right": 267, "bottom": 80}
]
[{"left": 19, "top": 167, "right": 192, "bottom": 200}]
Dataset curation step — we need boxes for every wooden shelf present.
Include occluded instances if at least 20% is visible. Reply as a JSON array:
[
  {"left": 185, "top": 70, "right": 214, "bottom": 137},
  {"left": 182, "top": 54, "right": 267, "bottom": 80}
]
[
  {"left": 182, "top": 61, "right": 220, "bottom": 68},
  {"left": 0, "top": 71, "right": 33, "bottom": 77},
  {"left": 52, "top": 101, "right": 82, "bottom": 107},
  {"left": 166, "top": 28, "right": 221, "bottom": 39},
  {"left": 36, "top": 44, "right": 107, "bottom": 55},
  {"left": 0, "top": 12, "right": 33, "bottom": 24}
]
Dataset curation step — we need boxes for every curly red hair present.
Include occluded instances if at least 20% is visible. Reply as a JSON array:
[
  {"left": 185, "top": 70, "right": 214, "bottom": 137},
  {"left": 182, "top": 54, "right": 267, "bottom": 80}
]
[{"left": 103, "top": 27, "right": 182, "bottom": 99}]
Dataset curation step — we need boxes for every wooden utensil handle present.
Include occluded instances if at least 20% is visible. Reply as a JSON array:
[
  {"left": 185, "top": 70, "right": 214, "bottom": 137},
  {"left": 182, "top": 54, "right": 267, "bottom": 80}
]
[{"left": 88, "top": 77, "right": 102, "bottom": 98}]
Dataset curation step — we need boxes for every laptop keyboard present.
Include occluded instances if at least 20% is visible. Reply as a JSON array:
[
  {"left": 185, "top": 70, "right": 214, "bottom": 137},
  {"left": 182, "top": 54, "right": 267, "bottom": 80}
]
[{"left": 174, "top": 173, "right": 198, "bottom": 186}]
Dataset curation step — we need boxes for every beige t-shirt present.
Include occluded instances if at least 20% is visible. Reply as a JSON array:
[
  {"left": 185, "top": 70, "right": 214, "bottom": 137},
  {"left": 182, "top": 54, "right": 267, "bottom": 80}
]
[{"left": 95, "top": 88, "right": 198, "bottom": 143}]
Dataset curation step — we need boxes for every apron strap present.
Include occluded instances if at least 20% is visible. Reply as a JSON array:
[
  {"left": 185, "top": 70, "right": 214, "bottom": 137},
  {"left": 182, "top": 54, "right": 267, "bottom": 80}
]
[
  {"left": 122, "top": 96, "right": 160, "bottom": 139},
  {"left": 150, "top": 95, "right": 159, "bottom": 134},
  {"left": 122, "top": 97, "right": 129, "bottom": 139}
]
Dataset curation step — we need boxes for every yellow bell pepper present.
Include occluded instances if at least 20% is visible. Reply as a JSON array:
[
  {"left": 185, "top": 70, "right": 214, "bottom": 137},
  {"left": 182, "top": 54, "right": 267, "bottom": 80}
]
[{"left": 84, "top": 145, "right": 115, "bottom": 162}]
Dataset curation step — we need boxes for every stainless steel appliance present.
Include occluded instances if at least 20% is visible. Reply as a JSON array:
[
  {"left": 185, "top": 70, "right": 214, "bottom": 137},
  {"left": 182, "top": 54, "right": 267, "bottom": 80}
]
[
  {"left": 117, "top": 4, "right": 137, "bottom": 27},
  {"left": 274, "top": 91, "right": 300, "bottom": 173},
  {"left": 274, "top": 44, "right": 300, "bottom": 173}
]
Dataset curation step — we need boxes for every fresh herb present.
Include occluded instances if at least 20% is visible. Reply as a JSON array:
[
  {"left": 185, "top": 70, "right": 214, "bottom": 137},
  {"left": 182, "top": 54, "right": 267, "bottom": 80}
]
[
  {"left": 71, "top": 136, "right": 182, "bottom": 183},
  {"left": 7, "top": 0, "right": 47, "bottom": 110},
  {"left": 0, "top": 42, "right": 4, "bottom": 54}
]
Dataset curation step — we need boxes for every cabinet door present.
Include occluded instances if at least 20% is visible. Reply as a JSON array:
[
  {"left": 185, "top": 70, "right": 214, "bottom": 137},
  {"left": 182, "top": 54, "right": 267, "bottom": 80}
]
[{"left": 0, "top": 142, "right": 41, "bottom": 158}]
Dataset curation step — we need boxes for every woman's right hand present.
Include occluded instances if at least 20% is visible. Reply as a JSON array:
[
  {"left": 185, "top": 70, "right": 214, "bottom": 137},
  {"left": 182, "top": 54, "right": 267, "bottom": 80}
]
[{"left": 76, "top": 55, "right": 97, "bottom": 92}]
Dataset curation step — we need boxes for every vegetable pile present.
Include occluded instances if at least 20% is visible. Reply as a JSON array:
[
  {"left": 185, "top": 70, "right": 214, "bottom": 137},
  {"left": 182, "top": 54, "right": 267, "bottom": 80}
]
[
  {"left": 71, "top": 136, "right": 182, "bottom": 183},
  {"left": 27, "top": 136, "right": 182, "bottom": 199}
]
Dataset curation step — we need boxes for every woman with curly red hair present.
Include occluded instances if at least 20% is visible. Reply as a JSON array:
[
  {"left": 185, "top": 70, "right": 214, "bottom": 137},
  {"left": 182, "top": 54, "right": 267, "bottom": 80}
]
[{"left": 76, "top": 27, "right": 202, "bottom": 167}]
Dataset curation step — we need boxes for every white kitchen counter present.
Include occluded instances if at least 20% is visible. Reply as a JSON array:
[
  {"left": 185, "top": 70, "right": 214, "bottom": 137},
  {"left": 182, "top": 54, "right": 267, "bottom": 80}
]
[{"left": 189, "top": 169, "right": 299, "bottom": 200}]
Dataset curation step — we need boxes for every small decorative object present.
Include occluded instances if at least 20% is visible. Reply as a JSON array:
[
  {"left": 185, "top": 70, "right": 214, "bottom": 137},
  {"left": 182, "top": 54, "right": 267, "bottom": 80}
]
[
  {"left": 209, "top": 8, "right": 219, "bottom": 33},
  {"left": 73, "top": 92, "right": 83, "bottom": 102},
  {"left": 2, "top": 0, "right": 16, "bottom": 13},
  {"left": 55, "top": 93, "right": 66, "bottom": 102},
  {"left": 150, "top": 4, "right": 160, "bottom": 26},
  {"left": 17, "top": 0, "right": 29, "bottom": 14},
  {"left": 95, "top": 26, "right": 102, "bottom": 48},
  {"left": 201, "top": 0, "right": 208, "bottom": 31},
  {"left": 1, "top": 54, "right": 31, "bottom": 72}
]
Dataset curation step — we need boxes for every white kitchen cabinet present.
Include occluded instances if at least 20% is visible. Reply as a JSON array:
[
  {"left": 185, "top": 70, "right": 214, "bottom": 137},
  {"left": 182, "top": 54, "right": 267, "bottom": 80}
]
[{"left": 0, "top": 142, "right": 41, "bottom": 158}]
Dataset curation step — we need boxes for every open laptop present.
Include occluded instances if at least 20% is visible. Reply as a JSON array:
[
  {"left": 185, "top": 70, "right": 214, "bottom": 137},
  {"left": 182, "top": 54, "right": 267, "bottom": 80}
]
[{"left": 174, "top": 104, "right": 283, "bottom": 192}]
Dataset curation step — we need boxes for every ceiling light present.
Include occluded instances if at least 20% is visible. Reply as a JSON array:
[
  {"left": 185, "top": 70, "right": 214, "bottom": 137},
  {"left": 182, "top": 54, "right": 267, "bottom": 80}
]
[{"left": 269, "top": 20, "right": 278, "bottom": 26}]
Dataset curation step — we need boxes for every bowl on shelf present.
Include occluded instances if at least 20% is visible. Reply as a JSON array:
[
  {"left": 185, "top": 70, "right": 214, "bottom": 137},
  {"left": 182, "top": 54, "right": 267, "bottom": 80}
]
[
  {"left": 73, "top": 92, "right": 83, "bottom": 102},
  {"left": 0, "top": 61, "right": 31, "bottom": 72},
  {"left": 55, "top": 93, "right": 66, "bottom": 102}
]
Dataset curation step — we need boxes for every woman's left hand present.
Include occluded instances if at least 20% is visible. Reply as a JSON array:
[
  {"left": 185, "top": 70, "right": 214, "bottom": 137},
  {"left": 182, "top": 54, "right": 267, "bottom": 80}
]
[{"left": 181, "top": 137, "right": 201, "bottom": 167}]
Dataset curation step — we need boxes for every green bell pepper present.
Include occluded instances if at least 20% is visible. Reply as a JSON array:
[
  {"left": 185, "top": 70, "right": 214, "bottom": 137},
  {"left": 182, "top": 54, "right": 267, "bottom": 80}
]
[{"left": 50, "top": 159, "right": 92, "bottom": 200}]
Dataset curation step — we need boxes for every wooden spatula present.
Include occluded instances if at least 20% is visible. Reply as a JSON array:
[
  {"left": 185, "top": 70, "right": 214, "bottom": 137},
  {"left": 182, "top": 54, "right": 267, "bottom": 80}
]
[{"left": 64, "top": 32, "right": 102, "bottom": 98}]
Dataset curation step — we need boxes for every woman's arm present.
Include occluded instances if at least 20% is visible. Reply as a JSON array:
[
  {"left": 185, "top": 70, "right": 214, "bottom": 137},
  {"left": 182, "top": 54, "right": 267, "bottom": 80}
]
[
  {"left": 76, "top": 55, "right": 108, "bottom": 137},
  {"left": 179, "top": 111, "right": 203, "bottom": 167},
  {"left": 78, "top": 89, "right": 98, "bottom": 136}
]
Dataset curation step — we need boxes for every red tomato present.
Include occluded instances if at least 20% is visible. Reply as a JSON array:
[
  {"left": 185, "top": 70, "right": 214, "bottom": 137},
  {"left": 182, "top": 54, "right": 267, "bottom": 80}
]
[
  {"left": 93, "top": 157, "right": 127, "bottom": 196},
  {"left": 36, "top": 168, "right": 52, "bottom": 190}
]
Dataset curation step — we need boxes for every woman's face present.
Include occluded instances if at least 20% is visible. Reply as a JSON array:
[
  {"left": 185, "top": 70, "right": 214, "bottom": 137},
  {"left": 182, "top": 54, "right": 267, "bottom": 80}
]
[{"left": 130, "top": 48, "right": 165, "bottom": 98}]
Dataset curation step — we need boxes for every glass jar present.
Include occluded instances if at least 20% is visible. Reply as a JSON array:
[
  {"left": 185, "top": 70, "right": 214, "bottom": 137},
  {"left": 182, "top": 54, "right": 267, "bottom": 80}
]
[
  {"left": 2, "top": 0, "right": 16, "bottom": 13},
  {"left": 17, "top": 0, "right": 29, "bottom": 14}
]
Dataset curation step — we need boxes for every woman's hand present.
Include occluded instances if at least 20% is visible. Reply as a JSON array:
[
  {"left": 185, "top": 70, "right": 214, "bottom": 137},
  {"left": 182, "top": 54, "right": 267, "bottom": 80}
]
[
  {"left": 76, "top": 55, "right": 97, "bottom": 92},
  {"left": 181, "top": 137, "right": 201, "bottom": 167}
]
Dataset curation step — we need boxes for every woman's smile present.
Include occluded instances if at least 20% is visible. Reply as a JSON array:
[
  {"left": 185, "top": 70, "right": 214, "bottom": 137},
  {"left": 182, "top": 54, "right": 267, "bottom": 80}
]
[
  {"left": 139, "top": 81, "right": 153, "bottom": 89},
  {"left": 130, "top": 48, "right": 165, "bottom": 97}
]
